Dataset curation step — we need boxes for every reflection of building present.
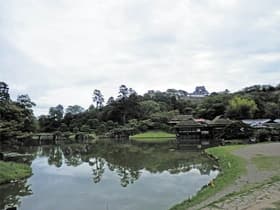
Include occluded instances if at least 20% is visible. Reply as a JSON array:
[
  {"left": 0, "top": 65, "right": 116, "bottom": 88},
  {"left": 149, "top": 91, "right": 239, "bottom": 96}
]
[
  {"left": 0, "top": 82, "right": 10, "bottom": 101},
  {"left": 170, "top": 115, "right": 233, "bottom": 148}
]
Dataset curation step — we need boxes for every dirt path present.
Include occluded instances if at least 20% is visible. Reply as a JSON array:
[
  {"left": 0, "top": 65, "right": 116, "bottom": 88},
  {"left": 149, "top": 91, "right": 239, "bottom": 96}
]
[{"left": 190, "top": 143, "right": 280, "bottom": 210}]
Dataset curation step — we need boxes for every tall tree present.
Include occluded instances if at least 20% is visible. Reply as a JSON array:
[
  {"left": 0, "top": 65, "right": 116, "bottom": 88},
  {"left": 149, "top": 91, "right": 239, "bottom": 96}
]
[
  {"left": 17, "top": 94, "right": 36, "bottom": 109},
  {"left": 0, "top": 82, "right": 10, "bottom": 101},
  {"left": 93, "top": 89, "right": 104, "bottom": 109},
  {"left": 118, "top": 85, "right": 129, "bottom": 99}
]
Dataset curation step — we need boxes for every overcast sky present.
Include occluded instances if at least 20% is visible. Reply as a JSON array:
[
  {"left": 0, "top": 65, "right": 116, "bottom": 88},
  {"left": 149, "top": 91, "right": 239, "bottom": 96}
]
[{"left": 1, "top": 0, "right": 280, "bottom": 115}]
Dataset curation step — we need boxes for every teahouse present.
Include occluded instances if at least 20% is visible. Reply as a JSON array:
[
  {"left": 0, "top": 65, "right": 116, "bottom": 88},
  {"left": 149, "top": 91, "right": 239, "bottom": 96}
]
[{"left": 170, "top": 115, "right": 234, "bottom": 148}]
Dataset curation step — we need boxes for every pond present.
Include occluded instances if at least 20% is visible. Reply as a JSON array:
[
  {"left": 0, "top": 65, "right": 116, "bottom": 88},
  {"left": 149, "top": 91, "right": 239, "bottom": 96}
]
[{"left": 0, "top": 141, "right": 219, "bottom": 210}]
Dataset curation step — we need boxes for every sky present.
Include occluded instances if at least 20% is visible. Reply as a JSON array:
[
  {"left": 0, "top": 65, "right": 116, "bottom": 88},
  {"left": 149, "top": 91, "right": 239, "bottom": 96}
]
[{"left": 1, "top": 0, "right": 280, "bottom": 115}]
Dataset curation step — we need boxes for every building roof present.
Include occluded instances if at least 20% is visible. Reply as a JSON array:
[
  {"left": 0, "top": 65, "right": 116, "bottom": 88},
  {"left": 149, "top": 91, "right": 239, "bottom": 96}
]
[
  {"left": 170, "top": 115, "right": 234, "bottom": 128},
  {"left": 170, "top": 115, "right": 206, "bottom": 128},
  {"left": 169, "top": 115, "right": 193, "bottom": 123},
  {"left": 208, "top": 115, "right": 233, "bottom": 126}
]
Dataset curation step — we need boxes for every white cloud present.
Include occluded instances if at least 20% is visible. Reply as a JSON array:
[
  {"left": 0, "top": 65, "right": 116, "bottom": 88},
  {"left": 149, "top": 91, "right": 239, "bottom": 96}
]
[{"left": 1, "top": 0, "right": 280, "bottom": 115}]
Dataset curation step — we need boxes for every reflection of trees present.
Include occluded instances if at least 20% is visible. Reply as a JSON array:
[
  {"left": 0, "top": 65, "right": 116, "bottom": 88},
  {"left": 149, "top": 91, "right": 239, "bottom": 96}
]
[
  {"left": 117, "top": 167, "right": 140, "bottom": 187},
  {"left": 89, "top": 157, "right": 105, "bottom": 183},
  {"left": 64, "top": 153, "right": 83, "bottom": 167},
  {"left": 47, "top": 147, "right": 63, "bottom": 167},
  {"left": 33, "top": 142, "right": 216, "bottom": 187},
  {"left": 84, "top": 142, "right": 215, "bottom": 186},
  {"left": 0, "top": 180, "right": 32, "bottom": 210}
]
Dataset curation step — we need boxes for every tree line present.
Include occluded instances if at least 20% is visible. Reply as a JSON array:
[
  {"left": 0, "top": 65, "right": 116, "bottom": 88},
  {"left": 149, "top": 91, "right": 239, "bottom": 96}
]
[{"left": 1, "top": 81, "right": 280, "bottom": 140}]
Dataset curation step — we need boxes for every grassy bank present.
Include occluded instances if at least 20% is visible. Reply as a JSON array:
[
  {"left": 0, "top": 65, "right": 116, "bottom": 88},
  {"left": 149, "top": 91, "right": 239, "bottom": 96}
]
[
  {"left": 130, "top": 131, "right": 176, "bottom": 143},
  {"left": 170, "top": 145, "right": 246, "bottom": 210},
  {"left": 208, "top": 175, "right": 280, "bottom": 208},
  {"left": 0, "top": 161, "right": 32, "bottom": 184}
]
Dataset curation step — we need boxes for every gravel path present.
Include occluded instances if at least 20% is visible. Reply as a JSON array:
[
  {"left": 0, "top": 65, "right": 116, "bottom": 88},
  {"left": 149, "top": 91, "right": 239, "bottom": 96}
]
[{"left": 190, "top": 143, "right": 280, "bottom": 210}]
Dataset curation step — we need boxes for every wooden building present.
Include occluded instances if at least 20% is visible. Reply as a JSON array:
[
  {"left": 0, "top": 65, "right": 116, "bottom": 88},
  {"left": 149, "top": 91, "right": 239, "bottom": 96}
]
[{"left": 170, "top": 115, "right": 233, "bottom": 148}]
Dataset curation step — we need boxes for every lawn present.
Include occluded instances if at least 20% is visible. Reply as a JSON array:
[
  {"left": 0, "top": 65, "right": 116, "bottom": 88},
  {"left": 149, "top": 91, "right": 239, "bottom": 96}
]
[
  {"left": 131, "top": 131, "right": 175, "bottom": 138},
  {"left": 0, "top": 161, "right": 32, "bottom": 184},
  {"left": 130, "top": 131, "right": 176, "bottom": 143}
]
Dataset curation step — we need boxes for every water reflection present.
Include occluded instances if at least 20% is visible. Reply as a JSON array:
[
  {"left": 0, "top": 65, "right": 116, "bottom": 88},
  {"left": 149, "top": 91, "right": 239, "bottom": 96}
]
[
  {"left": 0, "top": 141, "right": 219, "bottom": 210},
  {"left": 34, "top": 142, "right": 216, "bottom": 187}
]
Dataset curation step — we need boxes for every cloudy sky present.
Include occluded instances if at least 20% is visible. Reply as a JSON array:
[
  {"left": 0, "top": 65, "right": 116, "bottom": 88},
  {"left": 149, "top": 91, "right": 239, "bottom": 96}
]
[{"left": 1, "top": 0, "right": 280, "bottom": 115}]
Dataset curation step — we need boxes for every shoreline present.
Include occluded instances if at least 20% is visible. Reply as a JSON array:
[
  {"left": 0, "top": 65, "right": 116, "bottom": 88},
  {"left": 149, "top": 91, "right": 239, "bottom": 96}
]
[{"left": 170, "top": 143, "right": 280, "bottom": 210}]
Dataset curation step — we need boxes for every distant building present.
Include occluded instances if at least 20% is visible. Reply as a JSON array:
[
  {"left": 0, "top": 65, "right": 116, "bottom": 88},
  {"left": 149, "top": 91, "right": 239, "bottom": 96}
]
[{"left": 189, "top": 86, "right": 209, "bottom": 97}]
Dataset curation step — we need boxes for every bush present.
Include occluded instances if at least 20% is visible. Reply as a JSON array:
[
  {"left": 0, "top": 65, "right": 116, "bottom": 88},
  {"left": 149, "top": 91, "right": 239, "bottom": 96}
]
[{"left": 255, "top": 129, "right": 271, "bottom": 142}]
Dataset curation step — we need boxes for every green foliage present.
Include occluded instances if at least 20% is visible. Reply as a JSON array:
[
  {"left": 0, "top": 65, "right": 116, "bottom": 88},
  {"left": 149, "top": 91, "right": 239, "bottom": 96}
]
[
  {"left": 255, "top": 129, "right": 271, "bottom": 142},
  {"left": 36, "top": 83, "right": 280, "bottom": 134},
  {"left": 49, "top": 104, "right": 64, "bottom": 121},
  {"left": 226, "top": 96, "right": 258, "bottom": 119},
  {"left": 0, "top": 161, "right": 32, "bottom": 184},
  {"left": 196, "top": 93, "right": 230, "bottom": 119},
  {"left": 222, "top": 121, "right": 253, "bottom": 140},
  {"left": 139, "top": 100, "right": 161, "bottom": 118},
  {"left": 17, "top": 94, "right": 36, "bottom": 109},
  {"left": 0, "top": 98, "right": 37, "bottom": 140},
  {"left": 80, "top": 125, "right": 91, "bottom": 132},
  {"left": 65, "top": 105, "right": 85, "bottom": 115}
]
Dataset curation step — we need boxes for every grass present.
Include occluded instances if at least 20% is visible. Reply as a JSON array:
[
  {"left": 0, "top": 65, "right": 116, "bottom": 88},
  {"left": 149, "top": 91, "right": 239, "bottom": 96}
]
[
  {"left": 170, "top": 145, "right": 246, "bottom": 210},
  {"left": 131, "top": 131, "right": 175, "bottom": 139},
  {"left": 130, "top": 131, "right": 176, "bottom": 143},
  {"left": 252, "top": 155, "right": 280, "bottom": 171},
  {"left": 0, "top": 161, "right": 32, "bottom": 184}
]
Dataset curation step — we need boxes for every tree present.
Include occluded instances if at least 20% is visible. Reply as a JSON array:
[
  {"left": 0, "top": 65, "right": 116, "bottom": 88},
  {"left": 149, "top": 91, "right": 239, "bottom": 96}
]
[
  {"left": 17, "top": 94, "right": 36, "bottom": 109},
  {"left": 194, "top": 93, "right": 230, "bottom": 119},
  {"left": 0, "top": 82, "right": 10, "bottom": 101},
  {"left": 93, "top": 89, "right": 104, "bottom": 109},
  {"left": 118, "top": 85, "right": 136, "bottom": 99},
  {"left": 226, "top": 96, "right": 258, "bottom": 119},
  {"left": 118, "top": 85, "right": 129, "bottom": 99},
  {"left": 65, "top": 105, "right": 85, "bottom": 115},
  {"left": 139, "top": 100, "right": 161, "bottom": 119},
  {"left": 107, "top": 96, "right": 114, "bottom": 105},
  {"left": 49, "top": 105, "right": 64, "bottom": 121},
  {"left": 264, "top": 102, "right": 280, "bottom": 120}
]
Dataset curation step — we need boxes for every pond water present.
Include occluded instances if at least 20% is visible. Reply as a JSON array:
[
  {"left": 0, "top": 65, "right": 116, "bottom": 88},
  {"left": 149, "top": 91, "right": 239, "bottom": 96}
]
[{"left": 0, "top": 142, "right": 219, "bottom": 210}]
